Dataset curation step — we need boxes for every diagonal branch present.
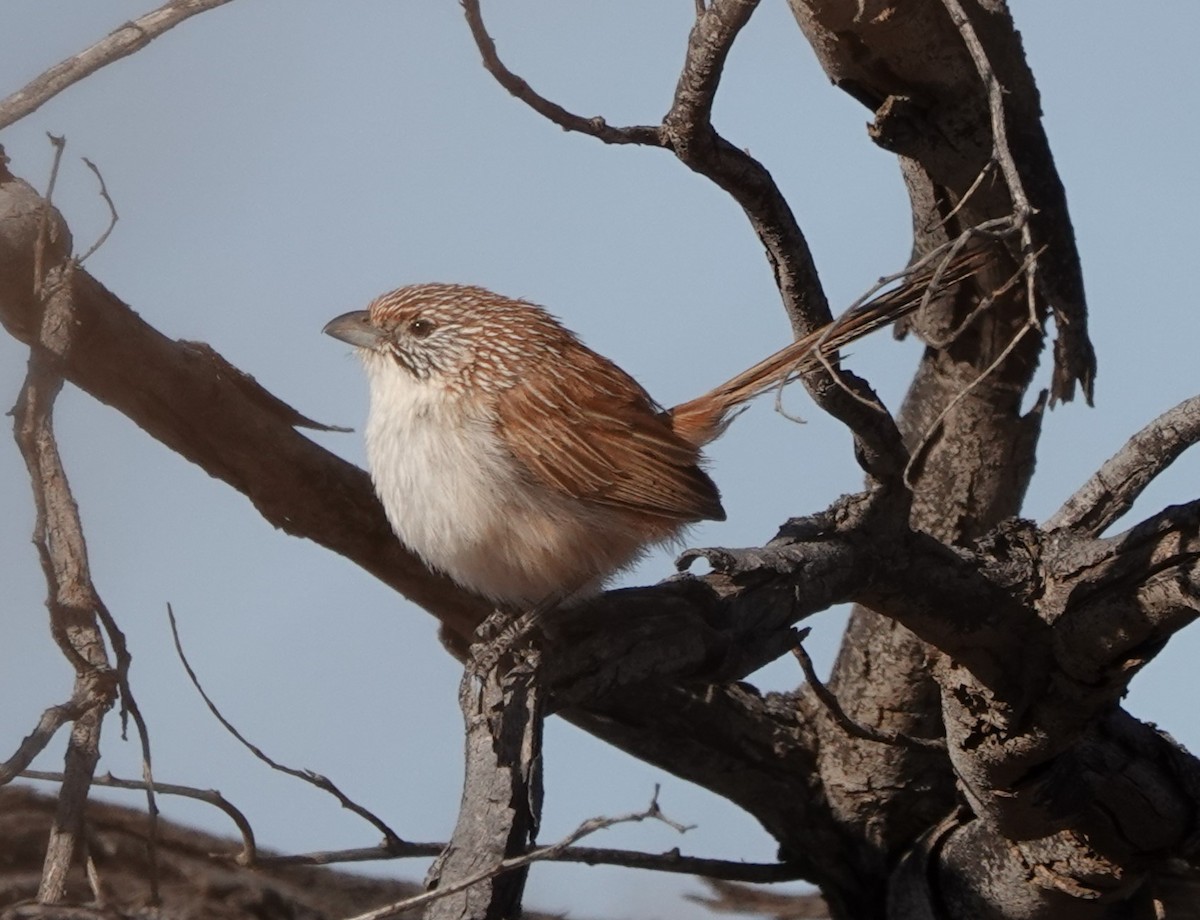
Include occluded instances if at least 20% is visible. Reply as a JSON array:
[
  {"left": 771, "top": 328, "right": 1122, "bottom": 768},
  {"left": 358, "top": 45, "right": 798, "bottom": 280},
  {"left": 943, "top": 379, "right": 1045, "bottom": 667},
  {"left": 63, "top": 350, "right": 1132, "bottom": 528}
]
[
  {"left": 0, "top": 702, "right": 87, "bottom": 786},
  {"left": 460, "top": 1, "right": 662, "bottom": 146},
  {"left": 1046, "top": 394, "right": 1200, "bottom": 537},
  {"left": 0, "top": 0, "right": 238, "bottom": 131},
  {"left": 167, "top": 605, "right": 404, "bottom": 852},
  {"left": 348, "top": 790, "right": 686, "bottom": 920}
]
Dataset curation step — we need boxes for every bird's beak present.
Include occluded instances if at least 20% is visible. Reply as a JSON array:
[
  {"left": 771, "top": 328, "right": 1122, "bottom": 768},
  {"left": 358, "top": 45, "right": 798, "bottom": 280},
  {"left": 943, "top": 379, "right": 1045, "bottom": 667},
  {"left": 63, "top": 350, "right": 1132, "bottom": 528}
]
[{"left": 323, "top": 311, "right": 383, "bottom": 350}]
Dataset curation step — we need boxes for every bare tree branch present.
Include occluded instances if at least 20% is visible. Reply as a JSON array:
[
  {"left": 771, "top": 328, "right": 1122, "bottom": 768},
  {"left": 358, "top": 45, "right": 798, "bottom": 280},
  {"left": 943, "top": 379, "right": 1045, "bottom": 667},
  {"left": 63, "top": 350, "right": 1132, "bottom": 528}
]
[
  {"left": 261, "top": 842, "right": 804, "bottom": 883},
  {"left": 346, "top": 790, "right": 689, "bottom": 920},
  {"left": 75, "top": 157, "right": 118, "bottom": 263},
  {"left": 20, "top": 769, "right": 802, "bottom": 883},
  {"left": 0, "top": 0, "right": 238, "bottom": 131},
  {"left": 460, "top": 1, "right": 663, "bottom": 146},
  {"left": 938, "top": 0, "right": 1036, "bottom": 258},
  {"left": 21, "top": 769, "right": 258, "bottom": 866},
  {"left": 0, "top": 702, "right": 86, "bottom": 786},
  {"left": 937, "top": 0, "right": 1095, "bottom": 406},
  {"left": 90, "top": 596, "right": 159, "bottom": 901},
  {"left": 166, "top": 605, "right": 404, "bottom": 852},
  {"left": 1047, "top": 394, "right": 1200, "bottom": 537},
  {"left": 423, "top": 652, "right": 544, "bottom": 920},
  {"left": 12, "top": 269, "right": 116, "bottom": 904}
]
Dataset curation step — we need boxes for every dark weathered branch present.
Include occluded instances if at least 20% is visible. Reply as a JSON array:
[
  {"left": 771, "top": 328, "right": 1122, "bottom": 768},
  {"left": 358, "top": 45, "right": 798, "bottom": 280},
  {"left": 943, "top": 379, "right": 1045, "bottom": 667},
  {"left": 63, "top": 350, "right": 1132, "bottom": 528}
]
[
  {"left": 423, "top": 655, "right": 543, "bottom": 920},
  {"left": 774, "top": 2, "right": 1094, "bottom": 910},
  {"left": 1044, "top": 498, "right": 1200, "bottom": 686},
  {"left": 1047, "top": 395, "right": 1200, "bottom": 537},
  {"left": 0, "top": 0, "right": 238, "bottom": 131}
]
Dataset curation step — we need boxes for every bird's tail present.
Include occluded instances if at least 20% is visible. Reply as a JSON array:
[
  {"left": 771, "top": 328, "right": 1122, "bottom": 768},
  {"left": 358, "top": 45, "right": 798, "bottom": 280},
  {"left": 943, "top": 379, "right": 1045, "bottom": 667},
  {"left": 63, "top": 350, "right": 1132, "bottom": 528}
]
[{"left": 670, "top": 246, "right": 989, "bottom": 447}]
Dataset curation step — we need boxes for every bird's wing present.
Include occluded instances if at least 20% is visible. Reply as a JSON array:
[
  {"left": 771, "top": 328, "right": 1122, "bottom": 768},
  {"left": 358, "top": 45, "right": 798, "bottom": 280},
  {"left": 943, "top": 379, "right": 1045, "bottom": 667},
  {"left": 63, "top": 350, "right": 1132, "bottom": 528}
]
[{"left": 494, "top": 343, "right": 725, "bottom": 524}]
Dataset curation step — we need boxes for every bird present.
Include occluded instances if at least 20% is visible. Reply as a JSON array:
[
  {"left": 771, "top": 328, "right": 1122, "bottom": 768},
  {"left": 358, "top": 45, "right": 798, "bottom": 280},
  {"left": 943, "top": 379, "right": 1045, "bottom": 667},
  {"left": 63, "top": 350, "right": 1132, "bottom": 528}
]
[{"left": 324, "top": 253, "right": 981, "bottom": 610}]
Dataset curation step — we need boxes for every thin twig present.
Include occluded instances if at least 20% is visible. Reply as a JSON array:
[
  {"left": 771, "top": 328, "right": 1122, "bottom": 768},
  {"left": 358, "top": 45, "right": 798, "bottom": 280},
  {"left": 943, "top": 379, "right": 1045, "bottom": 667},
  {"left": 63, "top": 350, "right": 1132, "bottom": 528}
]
[
  {"left": 19, "top": 768, "right": 800, "bottom": 882},
  {"left": 265, "top": 841, "right": 803, "bottom": 883},
  {"left": 92, "top": 597, "right": 159, "bottom": 902},
  {"left": 166, "top": 604, "right": 404, "bottom": 850},
  {"left": 257, "top": 843, "right": 443, "bottom": 867},
  {"left": 343, "top": 789, "right": 692, "bottom": 920},
  {"left": 76, "top": 157, "right": 119, "bottom": 263},
  {"left": 33, "top": 134, "right": 67, "bottom": 297},
  {"left": 0, "top": 0, "right": 238, "bottom": 131},
  {"left": 939, "top": 0, "right": 1039, "bottom": 320},
  {"left": 940, "top": 0, "right": 1034, "bottom": 233},
  {"left": 920, "top": 245, "right": 1044, "bottom": 350},
  {"left": 21, "top": 769, "right": 257, "bottom": 865},
  {"left": 793, "top": 634, "right": 944, "bottom": 752},
  {"left": 928, "top": 159, "right": 996, "bottom": 234},
  {"left": 903, "top": 318, "right": 1037, "bottom": 492},
  {"left": 460, "top": 0, "right": 663, "bottom": 147}
]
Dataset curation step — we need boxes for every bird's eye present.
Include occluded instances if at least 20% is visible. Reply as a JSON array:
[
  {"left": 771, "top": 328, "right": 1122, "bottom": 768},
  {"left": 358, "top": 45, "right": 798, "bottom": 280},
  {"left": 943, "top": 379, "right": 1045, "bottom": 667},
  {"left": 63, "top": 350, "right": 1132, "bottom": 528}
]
[{"left": 408, "top": 318, "right": 435, "bottom": 338}]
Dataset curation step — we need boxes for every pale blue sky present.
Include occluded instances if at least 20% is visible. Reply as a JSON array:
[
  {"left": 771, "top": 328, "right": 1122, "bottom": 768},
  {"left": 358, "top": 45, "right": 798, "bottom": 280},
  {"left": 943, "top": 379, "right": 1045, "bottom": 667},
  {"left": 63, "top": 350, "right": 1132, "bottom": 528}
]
[{"left": 2, "top": 3, "right": 1198, "bottom": 917}]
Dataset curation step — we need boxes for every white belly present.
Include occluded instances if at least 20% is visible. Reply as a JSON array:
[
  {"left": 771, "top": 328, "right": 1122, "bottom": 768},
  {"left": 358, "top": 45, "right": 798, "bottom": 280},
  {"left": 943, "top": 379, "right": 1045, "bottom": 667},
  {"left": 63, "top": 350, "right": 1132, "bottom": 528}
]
[{"left": 363, "top": 366, "right": 646, "bottom": 608}]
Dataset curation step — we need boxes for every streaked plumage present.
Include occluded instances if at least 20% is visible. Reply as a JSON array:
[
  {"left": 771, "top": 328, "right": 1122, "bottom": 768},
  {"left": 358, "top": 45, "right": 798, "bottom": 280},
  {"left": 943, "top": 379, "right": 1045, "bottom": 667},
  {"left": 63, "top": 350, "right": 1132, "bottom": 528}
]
[{"left": 324, "top": 250, "right": 983, "bottom": 608}]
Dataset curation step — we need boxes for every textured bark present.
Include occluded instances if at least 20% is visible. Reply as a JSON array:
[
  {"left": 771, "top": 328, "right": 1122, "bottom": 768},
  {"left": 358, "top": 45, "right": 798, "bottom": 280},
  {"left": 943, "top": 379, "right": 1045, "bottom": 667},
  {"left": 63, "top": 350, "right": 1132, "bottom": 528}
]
[
  {"left": 12, "top": 276, "right": 118, "bottom": 906},
  {"left": 424, "top": 663, "right": 543, "bottom": 920},
  {"left": 4, "top": 3, "right": 1200, "bottom": 920}
]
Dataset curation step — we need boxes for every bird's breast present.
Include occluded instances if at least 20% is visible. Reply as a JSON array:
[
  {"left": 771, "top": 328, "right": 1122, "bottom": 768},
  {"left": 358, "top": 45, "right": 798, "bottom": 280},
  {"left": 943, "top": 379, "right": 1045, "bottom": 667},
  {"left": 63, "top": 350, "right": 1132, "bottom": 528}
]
[{"left": 362, "top": 372, "right": 657, "bottom": 607}]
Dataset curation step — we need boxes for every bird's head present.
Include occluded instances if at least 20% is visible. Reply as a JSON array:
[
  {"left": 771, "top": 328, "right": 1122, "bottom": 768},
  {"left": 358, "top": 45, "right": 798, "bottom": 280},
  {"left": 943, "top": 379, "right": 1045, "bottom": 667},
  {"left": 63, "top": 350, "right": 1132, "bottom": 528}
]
[{"left": 324, "top": 283, "right": 574, "bottom": 395}]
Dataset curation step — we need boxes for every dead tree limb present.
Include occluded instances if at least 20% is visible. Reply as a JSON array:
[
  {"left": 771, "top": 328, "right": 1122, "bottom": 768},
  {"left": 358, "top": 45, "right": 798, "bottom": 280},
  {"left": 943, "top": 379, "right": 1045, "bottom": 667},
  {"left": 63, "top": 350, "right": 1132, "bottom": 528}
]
[{"left": 0, "top": 0, "right": 238, "bottom": 131}]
